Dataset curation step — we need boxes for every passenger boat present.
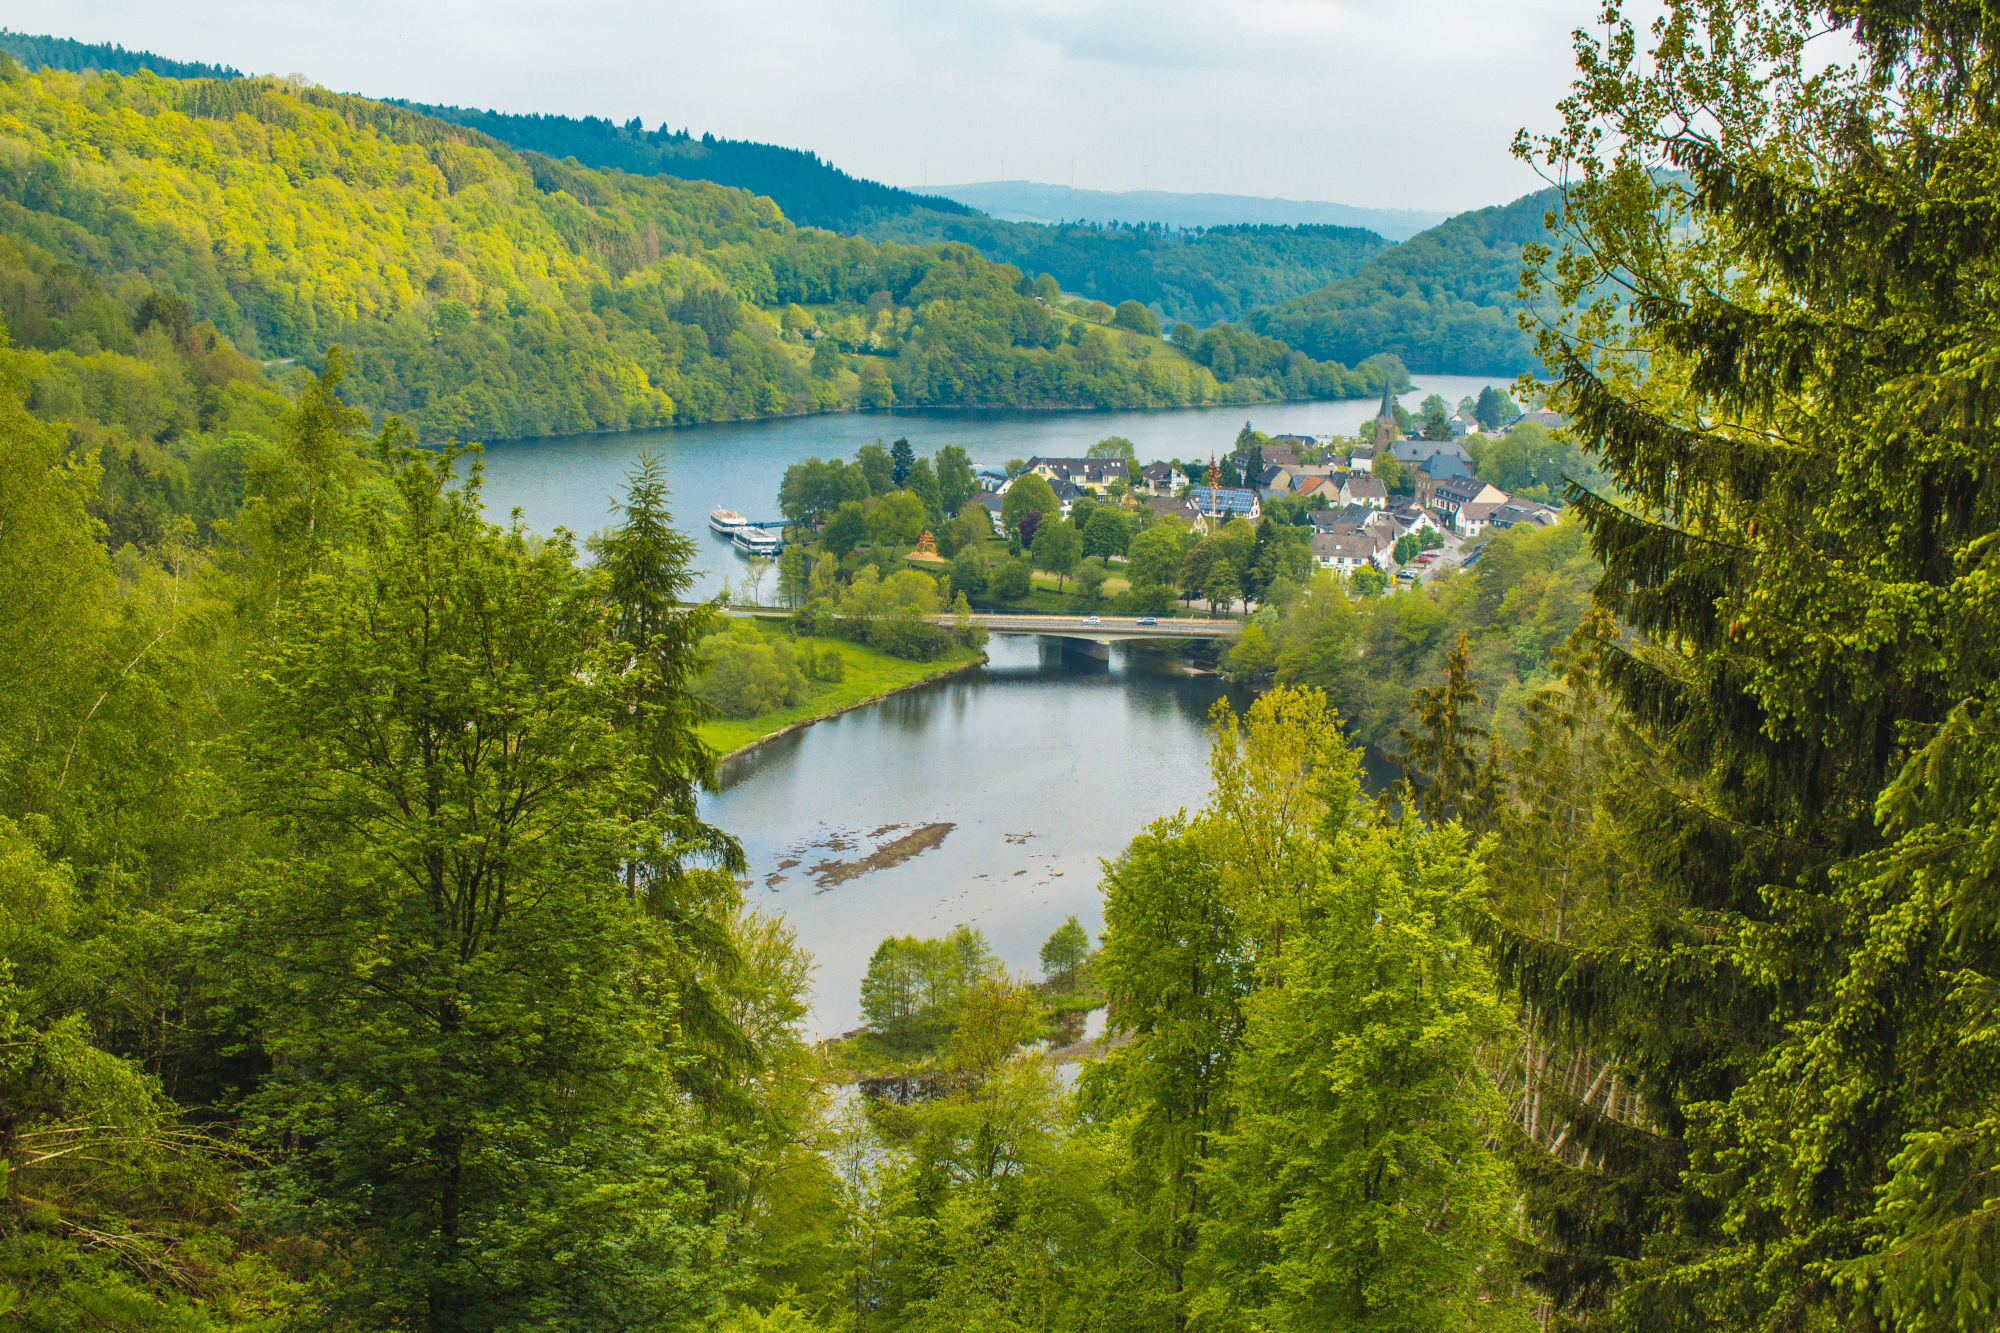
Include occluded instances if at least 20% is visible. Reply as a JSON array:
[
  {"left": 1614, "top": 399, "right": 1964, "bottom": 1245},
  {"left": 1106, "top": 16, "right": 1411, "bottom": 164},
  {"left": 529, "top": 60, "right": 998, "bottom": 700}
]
[
  {"left": 732, "top": 526, "right": 783, "bottom": 555},
  {"left": 708, "top": 507, "right": 748, "bottom": 534}
]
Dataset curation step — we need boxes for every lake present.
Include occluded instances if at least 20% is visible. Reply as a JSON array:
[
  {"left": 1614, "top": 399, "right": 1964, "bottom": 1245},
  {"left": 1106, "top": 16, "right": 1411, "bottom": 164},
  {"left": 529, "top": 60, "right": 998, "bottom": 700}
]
[
  {"left": 479, "top": 374, "right": 1505, "bottom": 602},
  {"left": 478, "top": 388, "right": 1484, "bottom": 1033}
]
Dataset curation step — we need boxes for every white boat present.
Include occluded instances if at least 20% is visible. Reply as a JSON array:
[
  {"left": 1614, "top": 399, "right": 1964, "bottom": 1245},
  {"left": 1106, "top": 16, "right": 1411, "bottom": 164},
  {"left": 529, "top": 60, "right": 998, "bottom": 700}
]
[
  {"left": 732, "top": 527, "right": 783, "bottom": 555},
  {"left": 709, "top": 507, "right": 748, "bottom": 534}
]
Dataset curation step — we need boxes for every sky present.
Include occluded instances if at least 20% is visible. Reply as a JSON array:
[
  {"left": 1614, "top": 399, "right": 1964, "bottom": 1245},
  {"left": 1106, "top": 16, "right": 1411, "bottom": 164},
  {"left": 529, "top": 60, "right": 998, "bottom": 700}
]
[{"left": 14, "top": 0, "right": 1591, "bottom": 214}]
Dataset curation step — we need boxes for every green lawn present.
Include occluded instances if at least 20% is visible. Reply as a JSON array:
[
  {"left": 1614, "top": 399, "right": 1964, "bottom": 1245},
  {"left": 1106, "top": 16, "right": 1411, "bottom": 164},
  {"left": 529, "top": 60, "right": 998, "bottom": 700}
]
[{"left": 699, "top": 628, "right": 985, "bottom": 756}]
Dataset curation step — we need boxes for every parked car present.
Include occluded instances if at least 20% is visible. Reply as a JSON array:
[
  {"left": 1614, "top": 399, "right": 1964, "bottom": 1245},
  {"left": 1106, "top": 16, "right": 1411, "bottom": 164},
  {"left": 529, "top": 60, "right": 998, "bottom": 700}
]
[
  {"left": 1414, "top": 551, "right": 1438, "bottom": 564},
  {"left": 1396, "top": 569, "right": 1418, "bottom": 581}
]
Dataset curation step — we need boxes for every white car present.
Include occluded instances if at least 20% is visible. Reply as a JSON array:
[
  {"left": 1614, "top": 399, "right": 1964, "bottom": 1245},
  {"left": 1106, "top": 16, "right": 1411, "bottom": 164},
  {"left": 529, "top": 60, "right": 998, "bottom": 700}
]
[{"left": 1083, "top": 615, "right": 1101, "bottom": 624}]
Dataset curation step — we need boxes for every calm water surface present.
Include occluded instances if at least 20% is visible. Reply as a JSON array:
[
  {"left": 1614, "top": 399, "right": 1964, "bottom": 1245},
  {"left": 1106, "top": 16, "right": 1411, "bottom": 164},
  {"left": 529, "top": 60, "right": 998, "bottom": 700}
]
[{"left": 700, "top": 637, "right": 1252, "bottom": 1036}]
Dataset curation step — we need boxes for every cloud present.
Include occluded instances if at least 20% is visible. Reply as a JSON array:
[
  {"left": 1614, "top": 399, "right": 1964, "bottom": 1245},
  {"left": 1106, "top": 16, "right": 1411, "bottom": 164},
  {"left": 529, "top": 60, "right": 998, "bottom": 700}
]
[{"left": 20, "top": 0, "right": 1582, "bottom": 212}]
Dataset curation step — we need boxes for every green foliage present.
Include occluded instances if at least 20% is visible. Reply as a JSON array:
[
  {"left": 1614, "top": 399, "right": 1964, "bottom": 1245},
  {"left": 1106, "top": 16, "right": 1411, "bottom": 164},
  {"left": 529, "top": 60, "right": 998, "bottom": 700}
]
[
  {"left": 700, "top": 620, "right": 812, "bottom": 717},
  {"left": 859, "top": 926, "right": 997, "bottom": 1052},
  {"left": 1039, "top": 915, "right": 1091, "bottom": 989},
  {"left": 0, "top": 66, "right": 1371, "bottom": 447},
  {"left": 236, "top": 444, "right": 734, "bottom": 1328},
  {"left": 1032, "top": 518, "right": 1083, "bottom": 589},
  {"left": 999, "top": 471, "right": 1060, "bottom": 537},
  {"left": 1247, "top": 189, "right": 1559, "bottom": 374}
]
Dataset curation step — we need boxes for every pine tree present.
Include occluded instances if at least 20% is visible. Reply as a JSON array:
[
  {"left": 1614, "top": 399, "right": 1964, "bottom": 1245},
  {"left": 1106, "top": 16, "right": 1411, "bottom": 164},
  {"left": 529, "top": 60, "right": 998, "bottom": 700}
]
[{"left": 1513, "top": 4, "right": 2000, "bottom": 1327}]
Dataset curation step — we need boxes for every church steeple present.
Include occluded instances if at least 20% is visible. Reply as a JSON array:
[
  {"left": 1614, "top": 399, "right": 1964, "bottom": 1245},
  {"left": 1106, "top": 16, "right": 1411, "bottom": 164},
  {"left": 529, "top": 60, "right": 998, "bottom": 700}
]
[{"left": 1371, "top": 380, "right": 1399, "bottom": 449}]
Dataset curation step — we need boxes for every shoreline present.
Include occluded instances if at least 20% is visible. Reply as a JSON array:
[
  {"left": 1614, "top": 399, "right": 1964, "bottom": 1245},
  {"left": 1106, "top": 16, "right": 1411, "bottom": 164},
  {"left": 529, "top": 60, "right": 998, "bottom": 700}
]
[{"left": 711, "top": 652, "right": 987, "bottom": 761}]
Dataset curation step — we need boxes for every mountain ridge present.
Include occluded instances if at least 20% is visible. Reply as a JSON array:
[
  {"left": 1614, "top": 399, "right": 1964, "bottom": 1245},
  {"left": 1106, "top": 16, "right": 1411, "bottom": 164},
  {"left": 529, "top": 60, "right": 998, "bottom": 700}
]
[{"left": 924, "top": 180, "right": 1447, "bottom": 241}]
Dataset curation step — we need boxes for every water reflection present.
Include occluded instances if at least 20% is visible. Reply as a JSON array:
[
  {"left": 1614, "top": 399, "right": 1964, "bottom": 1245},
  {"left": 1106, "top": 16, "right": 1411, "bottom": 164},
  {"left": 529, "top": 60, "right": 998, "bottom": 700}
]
[{"left": 701, "top": 636, "right": 1253, "bottom": 1036}]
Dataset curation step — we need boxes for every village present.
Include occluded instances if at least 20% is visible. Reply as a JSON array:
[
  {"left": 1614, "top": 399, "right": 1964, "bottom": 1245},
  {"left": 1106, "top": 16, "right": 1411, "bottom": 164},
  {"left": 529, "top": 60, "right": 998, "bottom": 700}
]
[{"left": 961, "top": 384, "right": 1565, "bottom": 595}]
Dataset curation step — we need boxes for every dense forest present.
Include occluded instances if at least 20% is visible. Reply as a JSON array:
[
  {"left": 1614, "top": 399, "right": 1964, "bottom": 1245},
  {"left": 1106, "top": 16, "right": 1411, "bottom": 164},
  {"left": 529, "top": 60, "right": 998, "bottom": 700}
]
[
  {"left": 0, "top": 29, "right": 1551, "bottom": 373},
  {"left": 0, "top": 27, "right": 243, "bottom": 80},
  {"left": 404, "top": 104, "right": 975, "bottom": 232},
  {"left": 8, "top": 3, "right": 1999, "bottom": 1332},
  {"left": 1245, "top": 187, "right": 1558, "bottom": 375},
  {"left": 0, "top": 61, "right": 1382, "bottom": 443},
  {"left": 401, "top": 106, "right": 1395, "bottom": 324},
  {"left": 861, "top": 214, "right": 1389, "bottom": 325}
]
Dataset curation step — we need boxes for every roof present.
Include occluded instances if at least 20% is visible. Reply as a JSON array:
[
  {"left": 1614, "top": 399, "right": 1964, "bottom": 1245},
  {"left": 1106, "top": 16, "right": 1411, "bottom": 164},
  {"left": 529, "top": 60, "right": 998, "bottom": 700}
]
[
  {"left": 1255, "top": 464, "right": 1293, "bottom": 488},
  {"left": 1143, "top": 495, "right": 1192, "bottom": 520},
  {"left": 1436, "top": 476, "right": 1502, "bottom": 506},
  {"left": 970, "top": 492, "right": 1005, "bottom": 511},
  {"left": 1458, "top": 500, "right": 1505, "bottom": 524},
  {"left": 1489, "top": 501, "right": 1560, "bottom": 529},
  {"left": 1343, "top": 475, "right": 1388, "bottom": 500},
  {"left": 1189, "top": 486, "right": 1260, "bottom": 516},
  {"left": 1392, "top": 438, "right": 1472, "bottom": 465},
  {"left": 1312, "top": 530, "right": 1379, "bottom": 563},
  {"left": 1293, "top": 475, "right": 1336, "bottom": 497},
  {"left": 1139, "top": 461, "right": 1182, "bottom": 480},
  {"left": 1048, "top": 477, "right": 1085, "bottom": 501},
  {"left": 1418, "top": 453, "right": 1472, "bottom": 481},
  {"left": 1028, "top": 456, "right": 1129, "bottom": 483}
]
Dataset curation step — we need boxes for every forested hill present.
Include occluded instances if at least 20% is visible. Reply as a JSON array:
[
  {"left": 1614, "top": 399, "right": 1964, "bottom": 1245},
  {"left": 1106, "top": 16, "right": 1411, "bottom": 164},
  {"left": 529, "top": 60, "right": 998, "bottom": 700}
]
[
  {"left": 862, "top": 213, "right": 1389, "bottom": 326},
  {"left": 404, "top": 104, "right": 976, "bottom": 232},
  {"left": 1243, "top": 186, "right": 1559, "bottom": 375},
  {"left": 0, "top": 62, "right": 1383, "bottom": 441},
  {"left": 396, "top": 106, "right": 1392, "bottom": 324},
  {"left": 0, "top": 28, "right": 243, "bottom": 80},
  {"left": 0, "top": 30, "right": 1403, "bottom": 332}
]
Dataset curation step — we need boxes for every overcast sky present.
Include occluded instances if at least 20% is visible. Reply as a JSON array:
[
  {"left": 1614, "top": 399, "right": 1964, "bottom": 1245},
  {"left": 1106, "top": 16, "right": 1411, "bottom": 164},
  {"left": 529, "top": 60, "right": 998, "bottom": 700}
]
[{"left": 16, "top": 0, "right": 1588, "bottom": 213}]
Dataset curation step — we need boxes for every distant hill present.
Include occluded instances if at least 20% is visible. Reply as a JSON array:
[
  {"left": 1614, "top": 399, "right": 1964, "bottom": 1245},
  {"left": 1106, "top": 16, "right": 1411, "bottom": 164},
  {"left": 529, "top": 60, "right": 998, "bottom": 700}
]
[
  {"left": 928, "top": 181, "right": 1445, "bottom": 242},
  {"left": 0, "top": 29, "right": 243, "bottom": 81},
  {"left": 1243, "top": 188, "right": 1560, "bottom": 376},
  {"left": 862, "top": 213, "right": 1390, "bottom": 327},
  {"left": 403, "top": 104, "right": 976, "bottom": 233}
]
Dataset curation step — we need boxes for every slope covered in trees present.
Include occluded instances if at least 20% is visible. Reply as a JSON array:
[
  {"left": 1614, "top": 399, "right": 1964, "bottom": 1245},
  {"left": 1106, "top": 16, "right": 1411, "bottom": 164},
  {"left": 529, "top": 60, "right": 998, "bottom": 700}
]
[
  {"left": 0, "top": 60, "right": 1379, "bottom": 443},
  {"left": 1245, "top": 186, "right": 1558, "bottom": 374},
  {"left": 405, "top": 103, "right": 976, "bottom": 232},
  {"left": 0, "top": 27, "right": 244, "bottom": 80}
]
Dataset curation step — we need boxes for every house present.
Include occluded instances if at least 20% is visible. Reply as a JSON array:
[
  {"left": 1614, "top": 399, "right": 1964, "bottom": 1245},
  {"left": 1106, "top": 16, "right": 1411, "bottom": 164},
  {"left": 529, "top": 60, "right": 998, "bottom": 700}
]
[
  {"left": 1347, "top": 444, "right": 1376, "bottom": 474},
  {"left": 1047, "top": 477, "right": 1084, "bottom": 518},
  {"left": 1388, "top": 502, "right": 1447, "bottom": 540},
  {"left": 1392, "top": 437, "right": 1474, "bottom": 470},
  {"left": 1188, "top": 486, "right": 1262, "bottom": 522},
  {"left": 1454, "top": 407, "right": 1481, "bottom": 437},
  {"left": 1026, "top": 456, "right": 1129, "bottom": 493},
  {"left": 1432, "top": 476, "right": 1509, "bottom": 531},
  {"left": 1313, "top": 502, "right": 1389, "bottom": 535},
  {"left": 1138, "top": 461, "right": 1187, "bottom": 496},
  {"left": 1312, "top": 526, "right": 1395, "bottom": 573},
  {"left": 968, "top": 491, "right": 1007, "bottom": 533},
  {"left": 1456, "top": 500, "right": 1506, "bottom": 537},
  {"left": 1512, "top": 408, "right": 1564, "bottom": 432},
  {"left": 1255, "top": 464, "right": 1296, "bottom": 499},
  {"left": 1264, "top": 440, "right": 1306, "bottom": 467},
  {"left": 1487, "top": 500, "right": 1561, "bottom": 530},
  {"left": 975, "top": 465, "right": 1010, "bottom": 493},
  {"left": 1293, "top": 475, "right": 1338, "bottom": 504},
  {"left": 1413, "top": 453, "right": 1473, "bottom": 507},
  {"left": 1339, "top": 474, "right": 1388, "bottom": 509},
  {"left": 1142, "top": 494, "right": 1195, "bottom": 527}
]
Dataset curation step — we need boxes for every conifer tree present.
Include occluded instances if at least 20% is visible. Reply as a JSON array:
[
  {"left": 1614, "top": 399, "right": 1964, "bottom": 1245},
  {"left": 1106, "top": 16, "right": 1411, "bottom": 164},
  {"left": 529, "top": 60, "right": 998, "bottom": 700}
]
[{"left": 1513, "top": 3, "right": 2000, "bottom": 1327}]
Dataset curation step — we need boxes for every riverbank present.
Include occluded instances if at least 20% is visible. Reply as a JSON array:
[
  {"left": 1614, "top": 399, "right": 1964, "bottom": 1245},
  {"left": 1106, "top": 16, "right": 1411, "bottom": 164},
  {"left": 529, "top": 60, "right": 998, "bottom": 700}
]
[{"left": 701, "top": 641, "right": 987, "bottom": 758}]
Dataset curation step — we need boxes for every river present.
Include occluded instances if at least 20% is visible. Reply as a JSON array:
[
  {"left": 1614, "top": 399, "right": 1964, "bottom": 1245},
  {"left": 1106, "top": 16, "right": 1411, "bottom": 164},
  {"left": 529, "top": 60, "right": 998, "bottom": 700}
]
[{"left": 478, "top": 384, "right": 1491, "bottom": 1033}]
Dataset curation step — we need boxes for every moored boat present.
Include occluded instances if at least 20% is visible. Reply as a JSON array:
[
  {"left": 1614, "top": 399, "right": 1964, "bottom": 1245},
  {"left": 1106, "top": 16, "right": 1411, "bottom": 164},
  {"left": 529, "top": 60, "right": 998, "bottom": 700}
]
[
  {"left": 709, "top": 507, "right": 748, "bottom": 534},
  {"left": 733, "top": 526, "right": 783, "bottom": 555}
]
